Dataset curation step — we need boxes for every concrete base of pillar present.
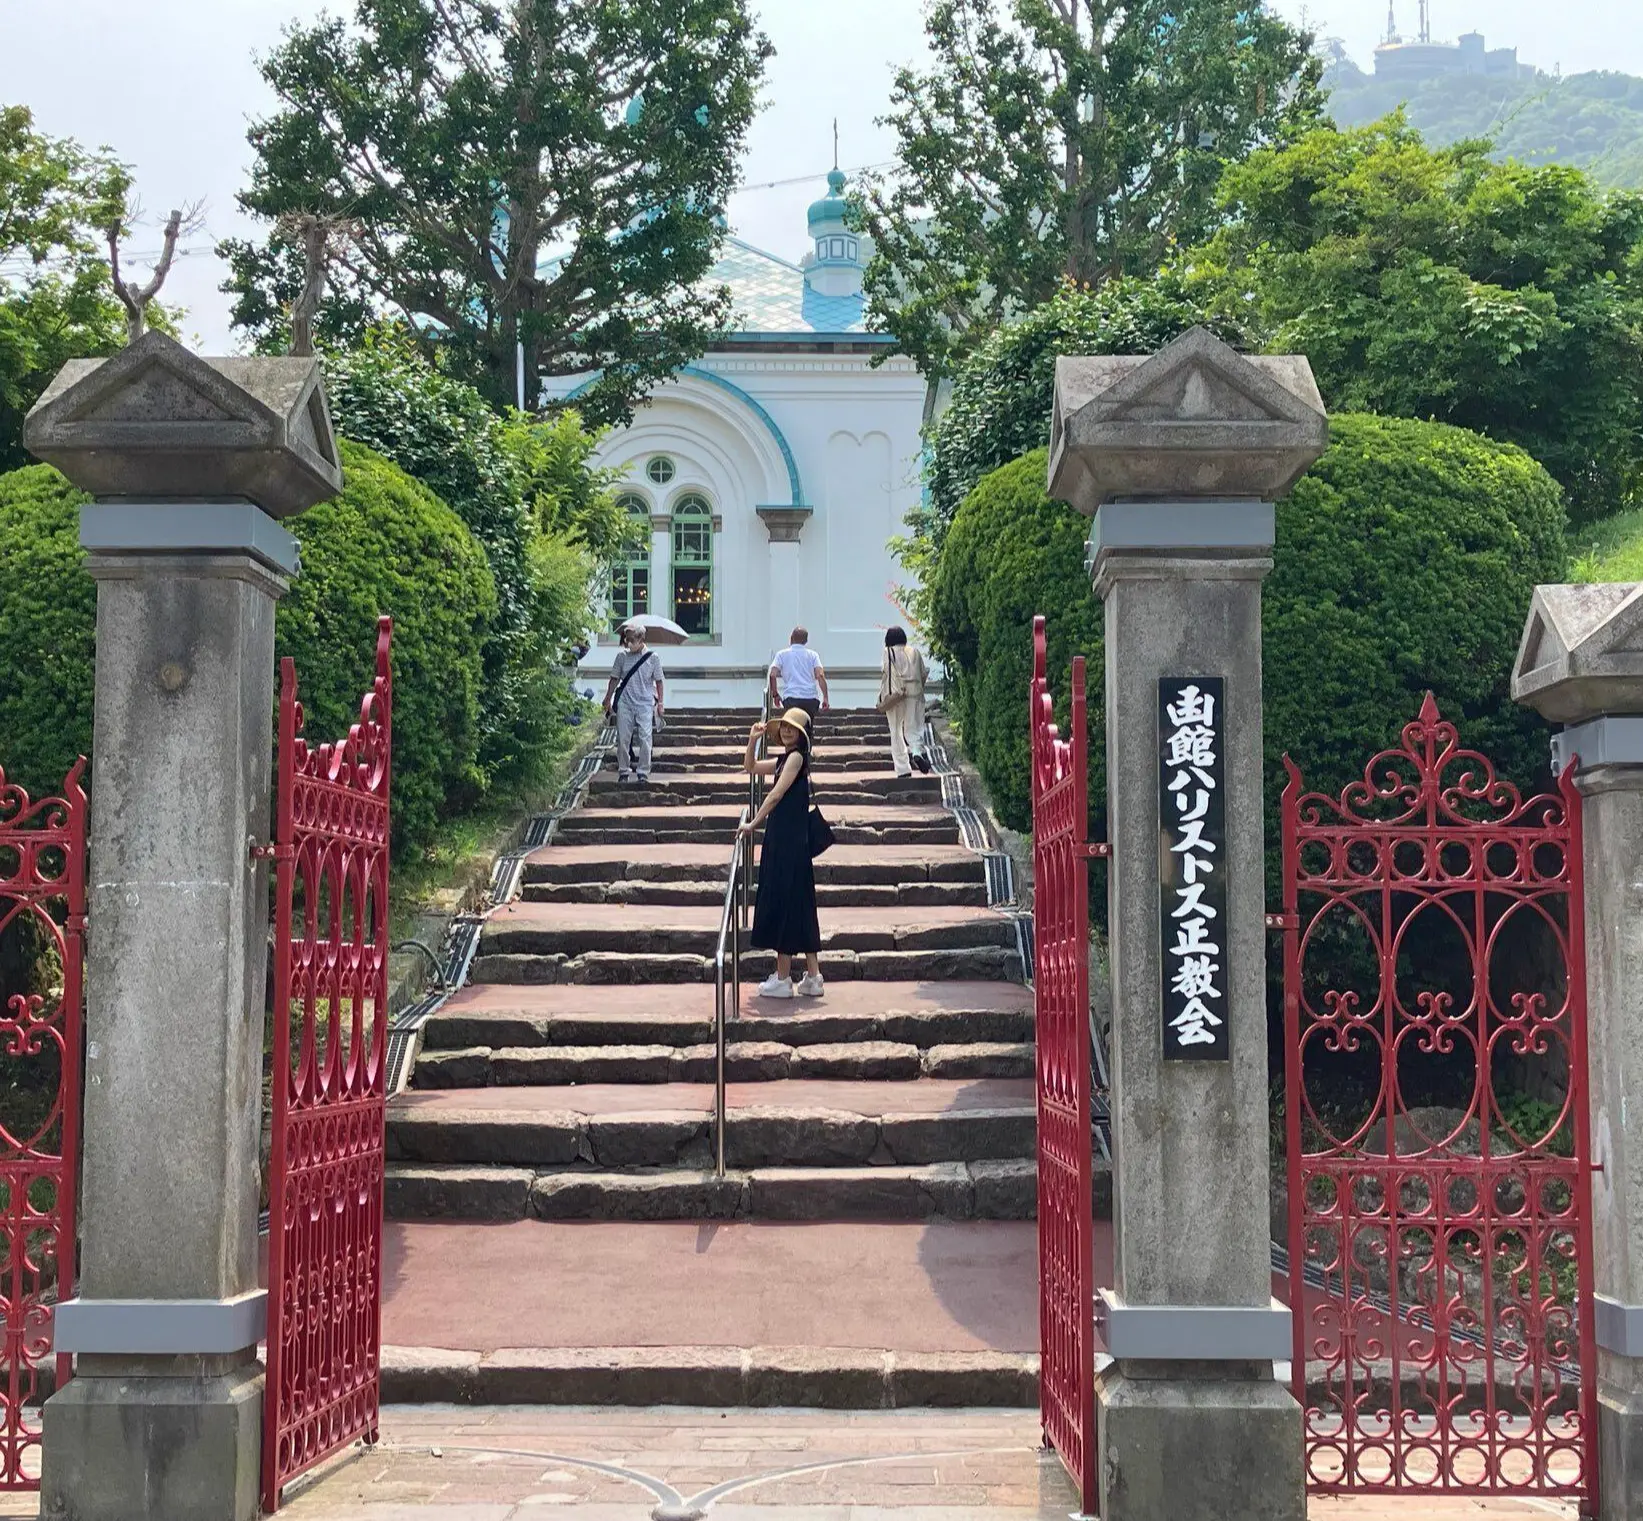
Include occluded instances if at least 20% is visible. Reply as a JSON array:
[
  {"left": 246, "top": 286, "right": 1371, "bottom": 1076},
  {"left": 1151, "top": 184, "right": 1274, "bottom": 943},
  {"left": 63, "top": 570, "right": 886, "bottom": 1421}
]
[
  {"left": 1095, "top": 1363, "right": 1304, "bottom": 1521},
  {"left": 1599, "top": 1389, "right": 1643, "bottom": 1521},
  {"left": 41, "top": 1365, "right": 262, "bottom": 1521}
]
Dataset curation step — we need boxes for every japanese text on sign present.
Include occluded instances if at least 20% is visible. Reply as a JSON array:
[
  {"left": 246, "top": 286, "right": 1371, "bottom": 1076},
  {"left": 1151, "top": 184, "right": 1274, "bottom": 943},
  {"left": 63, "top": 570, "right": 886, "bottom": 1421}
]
[{"left": 1159, "top": 677, "right": 1230, "bottom": 1061}]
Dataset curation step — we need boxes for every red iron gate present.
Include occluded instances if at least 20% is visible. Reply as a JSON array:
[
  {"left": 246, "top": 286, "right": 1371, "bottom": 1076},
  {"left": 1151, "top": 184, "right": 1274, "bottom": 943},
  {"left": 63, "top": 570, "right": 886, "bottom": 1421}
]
[
  {"left": 1281, "top": 695, "right": 1595, "bottom": 1507},
  {"left": 0, "top": 761, "right": 85, "bottom": 1491},
  {"left": 264, "top": 619, "right": 392, "bottom": 1511},
  {"left": 1031, "top": 617, "right": 1100, "bottom": 1509}
]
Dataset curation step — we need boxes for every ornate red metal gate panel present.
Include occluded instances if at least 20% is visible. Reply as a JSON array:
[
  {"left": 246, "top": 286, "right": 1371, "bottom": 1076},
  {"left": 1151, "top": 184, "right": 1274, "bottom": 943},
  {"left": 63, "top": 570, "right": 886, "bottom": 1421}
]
[
  {"left": 1281, "top": 695, "right": 1595, "bottom": 1507},
  {"left": 264, "top": 619, "right": 392, "bottom": 1512},
  {"left": 1031, "top": 616, "right": 1098, "bottom": 1510},
  {"left": 0, "top": 761, "right": 85, "bottom": 1491}
]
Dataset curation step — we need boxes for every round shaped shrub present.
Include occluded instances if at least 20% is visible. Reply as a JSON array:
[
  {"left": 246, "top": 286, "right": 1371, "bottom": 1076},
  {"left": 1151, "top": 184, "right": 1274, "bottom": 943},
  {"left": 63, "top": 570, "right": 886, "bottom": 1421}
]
[
  {"left": 0, "top": 442, "right": 497, "bottom": 856},
  {"left": 0, "top": 464, "right": 96, "bottom": 798},
  {"left": 930, "top": 415, "right": 1568, "bottom": 861},
  {"left": 1265, "top": 413, "right": 1566, "bottom": 813},
  {"left": 280, "top": 440, "right": 496, "bottom": 851},
  {"left": 929, "top": 450, "right": 1105, "bottom": 836}
]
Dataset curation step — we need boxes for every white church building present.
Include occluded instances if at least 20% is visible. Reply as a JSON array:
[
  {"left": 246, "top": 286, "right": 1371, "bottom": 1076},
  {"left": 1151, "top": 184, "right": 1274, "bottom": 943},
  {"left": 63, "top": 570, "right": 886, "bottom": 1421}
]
[{"left": 543, "top": 169, "right": 929, "bottom": 709}]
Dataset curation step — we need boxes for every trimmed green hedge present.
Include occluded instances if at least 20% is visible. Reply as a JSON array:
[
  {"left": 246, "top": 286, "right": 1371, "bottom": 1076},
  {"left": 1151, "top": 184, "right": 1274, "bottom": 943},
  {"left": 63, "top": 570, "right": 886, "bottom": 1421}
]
[
  {"left": 0, "top": 442, "right": 496, "bottom": 853},
  {"left": 0, "top": 464, "right": 96, "bottom": 799},
  {"left": 280, "top": 440, "right": 495, "bottom": 849},
  {"left": 931, "top": 415, "right": 1568, "bottom": 861}
]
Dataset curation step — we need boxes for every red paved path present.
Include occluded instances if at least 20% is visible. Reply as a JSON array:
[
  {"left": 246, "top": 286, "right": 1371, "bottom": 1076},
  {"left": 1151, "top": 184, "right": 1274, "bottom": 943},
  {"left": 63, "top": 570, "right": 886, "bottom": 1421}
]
[{"left": 382, "top": 1219, "right": 1063, "bottom": 1354}]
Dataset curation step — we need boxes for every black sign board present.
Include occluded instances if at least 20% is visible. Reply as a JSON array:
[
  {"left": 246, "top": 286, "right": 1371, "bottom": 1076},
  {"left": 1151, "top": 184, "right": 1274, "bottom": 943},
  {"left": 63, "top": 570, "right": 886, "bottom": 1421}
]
[{"left": 1159, "top": 677, "right": 1230, "bottom": 1061}]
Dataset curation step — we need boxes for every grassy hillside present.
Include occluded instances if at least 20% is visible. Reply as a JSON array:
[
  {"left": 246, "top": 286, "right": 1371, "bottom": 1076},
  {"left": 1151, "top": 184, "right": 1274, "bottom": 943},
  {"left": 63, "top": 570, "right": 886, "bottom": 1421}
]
[
  {"left": 1325, "top": 64, "right": 1643, "bottom": 188},
  {"left": 1572, "top": 508, "right": 1643, "bottom": 582}
]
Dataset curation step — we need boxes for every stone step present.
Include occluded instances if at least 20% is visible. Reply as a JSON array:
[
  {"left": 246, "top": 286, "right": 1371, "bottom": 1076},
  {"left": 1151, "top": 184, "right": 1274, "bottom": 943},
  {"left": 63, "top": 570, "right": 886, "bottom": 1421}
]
[
  {"left": 467, "top": 945, "right": 1024, "bottom": 985},
  {"left": 554, "top": 821, "right": 960, "bottom": 847},
  {"left": 385, "top": 1157, "right": 1054, "bottom": 1223},
  {"left": 412, "top": 1039, "right": 1033, "bottom": 1089},
  {"left": 381, "top": 1342, "right": 1037, "bottom": 1409},
  {"left": 521, "top": 843, "right": 987, "bottom": 887},
  {"left": 586, "top": 773, "right": 940, "bottom": 804},
  {"left": 612, "top": 748, "right": 899, "bottom": 774},
  {"left": 420, "top": 982, "right": 1034, "bottom": 1053},
  {"left": 553, "top": 806, "right": 960, "bottom": 849},
  {"left": 520, "top": 879, "right": 988, "bottom": 908},
  {"left": 480, "top": 902, "right": 1014, "bottom": 957},
  {"left": 385, "top": 1080, "right": 1037, "bottom": 1169}
]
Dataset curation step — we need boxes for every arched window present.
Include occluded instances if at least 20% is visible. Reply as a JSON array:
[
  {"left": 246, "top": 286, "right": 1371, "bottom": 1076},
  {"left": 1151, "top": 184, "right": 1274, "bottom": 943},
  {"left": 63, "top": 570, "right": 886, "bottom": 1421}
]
[
  {"left": 610, "top": 493, "right": 651, "bottom": 631},
  {"left": 670, "top": 494, "right": 714, "bottom": 637}
]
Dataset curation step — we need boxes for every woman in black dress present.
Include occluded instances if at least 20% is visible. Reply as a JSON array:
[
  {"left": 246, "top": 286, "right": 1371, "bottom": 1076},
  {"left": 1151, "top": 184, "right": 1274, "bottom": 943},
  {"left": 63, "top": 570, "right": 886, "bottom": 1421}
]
[{"left": 739, "top": 707, "right": 823, "bottom": 999}]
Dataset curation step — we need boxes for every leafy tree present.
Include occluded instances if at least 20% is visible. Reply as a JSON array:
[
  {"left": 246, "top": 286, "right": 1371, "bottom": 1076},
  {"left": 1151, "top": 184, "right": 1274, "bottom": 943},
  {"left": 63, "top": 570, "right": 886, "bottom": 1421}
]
[
  {"left": 853, "top": 0, "right": 1323, "bottom": 377},
  {"left": 0, "top": 106, "right": 129, "bottom": 470},
  {"left": 1193, "top": 117, "right": 1643, "bottom": 523},
  {"left": 322, "top": 328, "right": 617, "bottom": 791},
  {"left": 222, "top": 0, "right": 772, "bottom": 419}
]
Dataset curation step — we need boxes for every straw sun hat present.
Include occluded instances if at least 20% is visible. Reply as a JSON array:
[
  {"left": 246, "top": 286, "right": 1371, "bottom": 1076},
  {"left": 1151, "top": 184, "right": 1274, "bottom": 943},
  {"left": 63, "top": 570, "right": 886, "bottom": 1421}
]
[{"left": 765, "top": 707, "right": 813, "bottom": 743}]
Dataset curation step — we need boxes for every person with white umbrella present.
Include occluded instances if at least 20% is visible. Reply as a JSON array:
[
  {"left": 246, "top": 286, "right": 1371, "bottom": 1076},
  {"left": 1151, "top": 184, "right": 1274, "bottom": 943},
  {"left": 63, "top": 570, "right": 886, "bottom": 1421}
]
[{"left": 603, "top": 620, "right": 670, "bottom": 784}]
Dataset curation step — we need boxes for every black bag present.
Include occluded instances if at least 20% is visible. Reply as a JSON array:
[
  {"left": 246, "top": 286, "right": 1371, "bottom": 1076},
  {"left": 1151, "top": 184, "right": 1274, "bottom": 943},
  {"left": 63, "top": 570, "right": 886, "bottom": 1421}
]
[{"left": 807, "top": 805, "right": 835, "bottom": 858}]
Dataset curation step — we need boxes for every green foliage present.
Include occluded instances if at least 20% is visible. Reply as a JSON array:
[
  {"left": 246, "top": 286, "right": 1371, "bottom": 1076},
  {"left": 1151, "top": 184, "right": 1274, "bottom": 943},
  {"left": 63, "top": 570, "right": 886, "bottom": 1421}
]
[
  {"left": 500, "top": 408, "right": 636, "bottom": 563},
  {"left": 1570, "top": 506, "right": 1643, "bottom": 581},
  {"left": 915, "top": 275, "right": 1241, "bottom": 570},
  {"left": 1264, "top": 415, "right": 1566, "bottom": 820},
  {"left": 281, "top": 441, "right": 496, "bottom": 851},
  {"left": 931, "top": 418, "right": 1567, "bottom": 868},
  {"left": 854, "top": 0, "right": 1323, "bottom": 376},
  {"left": 0, "top": 106, "right": 131, "bottom": 471},
  {"left": 0, "top": 464, "right": 95, "bottom": 796},
  {"left": 1194, "top": 116, "right": 1643, "bottom": 523},
  {"left": 1325, "top": 65, "right": 1643, "bottom": 190},
  {"left": 321, "top": 330, "right": 613, "bottom": 790},
  {"left": 0, "top": 446, "right": 497, "bottom": 856},
  {"left": 222, "top": 0, "right": 772, "bottom": 419},
  {"left": 928, "top": 450, "right": 1104, "bottom": 833}
]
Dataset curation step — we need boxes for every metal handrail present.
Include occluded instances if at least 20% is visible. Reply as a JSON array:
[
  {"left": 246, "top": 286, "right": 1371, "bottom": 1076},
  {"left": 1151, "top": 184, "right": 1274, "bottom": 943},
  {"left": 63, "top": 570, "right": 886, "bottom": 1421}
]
[{"left": 712, "top": 697, "right": 770, "bottom": 1177}]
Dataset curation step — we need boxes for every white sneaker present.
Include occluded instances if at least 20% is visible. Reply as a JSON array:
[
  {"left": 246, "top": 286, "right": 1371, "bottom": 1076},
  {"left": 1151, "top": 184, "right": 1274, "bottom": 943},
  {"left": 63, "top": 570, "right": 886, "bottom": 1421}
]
[
  {"left": 795, "top": 973, "right": 825, "bottom": 998},
  {"left": 757, "top": 974, "right": 794, "bottom": 999}
]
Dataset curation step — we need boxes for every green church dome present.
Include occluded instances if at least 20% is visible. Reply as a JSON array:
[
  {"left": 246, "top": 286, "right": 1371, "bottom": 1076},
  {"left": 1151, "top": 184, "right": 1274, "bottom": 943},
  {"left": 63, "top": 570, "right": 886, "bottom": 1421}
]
[{"left": 807, "top": 167, "right": 849, "bottom": 227}]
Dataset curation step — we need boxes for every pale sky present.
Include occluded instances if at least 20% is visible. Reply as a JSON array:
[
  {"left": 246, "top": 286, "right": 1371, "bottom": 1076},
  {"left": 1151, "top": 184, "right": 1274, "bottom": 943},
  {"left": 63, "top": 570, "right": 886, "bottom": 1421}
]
[{"left": 0, "top": 0, "right": 1635, "bottom": 353}]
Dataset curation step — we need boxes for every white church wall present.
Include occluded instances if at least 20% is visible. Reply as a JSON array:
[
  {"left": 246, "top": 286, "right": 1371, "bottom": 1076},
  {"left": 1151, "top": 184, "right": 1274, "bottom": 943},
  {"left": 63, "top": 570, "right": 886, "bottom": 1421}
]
[{"left": 555, "top": 351, "right": 928, "bottom": 710}]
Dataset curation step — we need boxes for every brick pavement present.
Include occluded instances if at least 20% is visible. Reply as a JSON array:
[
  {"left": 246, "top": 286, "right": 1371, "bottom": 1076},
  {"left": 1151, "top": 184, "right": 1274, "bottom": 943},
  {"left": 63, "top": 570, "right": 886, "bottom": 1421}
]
[{"left": 0, "top": 1407, "right": 1579, "bottom": 1521}]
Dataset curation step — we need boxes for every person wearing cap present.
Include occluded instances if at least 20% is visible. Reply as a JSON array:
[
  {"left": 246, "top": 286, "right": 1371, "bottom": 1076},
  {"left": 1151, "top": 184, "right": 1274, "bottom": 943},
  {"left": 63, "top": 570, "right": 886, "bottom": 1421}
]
[
  {"left": 603, "top": 622, "right": 664, "bottom": 785},
  {"left": 740, "top": 707, "right": 824, "bottom": 998}
]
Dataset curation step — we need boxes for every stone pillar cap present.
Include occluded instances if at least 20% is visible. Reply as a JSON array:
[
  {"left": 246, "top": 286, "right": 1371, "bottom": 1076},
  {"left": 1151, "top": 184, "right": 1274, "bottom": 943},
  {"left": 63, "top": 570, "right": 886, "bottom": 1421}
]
[
  {"left": 757, "top": 505, "right": 813, "bottom": 544},
  {"left": 23, "top": 330, "right": 341, "bottom": 517},
  {"left": 1512, "top": 581, "right": 1643, "bottom": 723},
  {"left": 1047, "top": 326, "right": 1329, "bottom": 514}
]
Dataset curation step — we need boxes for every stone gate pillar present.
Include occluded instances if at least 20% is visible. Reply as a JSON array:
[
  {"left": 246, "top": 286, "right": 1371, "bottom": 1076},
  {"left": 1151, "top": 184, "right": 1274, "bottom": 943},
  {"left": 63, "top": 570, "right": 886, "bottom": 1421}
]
[
  {"left": 1048, "top": 328, "right": 1328, "bottom": 1521},
  {"left": 23, "top": 331, "right": 341, "bottom": 1521},
  {"left": 1513, "top": 584, "right": 1643, "bottom": 1521}
]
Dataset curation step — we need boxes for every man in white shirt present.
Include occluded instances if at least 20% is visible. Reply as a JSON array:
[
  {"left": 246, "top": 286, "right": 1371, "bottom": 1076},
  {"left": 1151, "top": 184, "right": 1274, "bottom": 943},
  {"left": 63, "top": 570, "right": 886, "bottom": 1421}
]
[{"left": 768, "top": 628, "right": 829, "bottom": 732}]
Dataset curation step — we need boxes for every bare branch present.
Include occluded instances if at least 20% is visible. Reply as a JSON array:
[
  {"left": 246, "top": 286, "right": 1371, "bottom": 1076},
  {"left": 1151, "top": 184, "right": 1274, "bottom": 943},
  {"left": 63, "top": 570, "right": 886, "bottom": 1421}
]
[{"left": 105, "top": 200, "right": 203, "bottom": 343}]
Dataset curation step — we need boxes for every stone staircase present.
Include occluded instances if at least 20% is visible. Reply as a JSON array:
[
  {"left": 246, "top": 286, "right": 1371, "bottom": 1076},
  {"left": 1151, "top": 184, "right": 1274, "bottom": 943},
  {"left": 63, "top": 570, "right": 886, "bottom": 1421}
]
[{"left": 380, "top": 708, "right": 1052, "bottom": 1405}]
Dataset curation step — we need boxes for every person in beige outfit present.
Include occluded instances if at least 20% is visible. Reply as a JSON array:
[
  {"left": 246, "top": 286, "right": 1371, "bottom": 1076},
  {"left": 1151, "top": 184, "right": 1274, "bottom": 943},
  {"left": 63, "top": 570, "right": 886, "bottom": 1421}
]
[{"left": 879, "top": 626, "right": 931, "bottom": 777}]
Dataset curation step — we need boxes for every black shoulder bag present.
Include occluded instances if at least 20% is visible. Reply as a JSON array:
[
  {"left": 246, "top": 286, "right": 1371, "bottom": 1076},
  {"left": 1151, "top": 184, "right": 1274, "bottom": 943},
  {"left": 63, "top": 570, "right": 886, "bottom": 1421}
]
[{"left": 610, "top": 651, "right": 657, "bottom": 709}]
